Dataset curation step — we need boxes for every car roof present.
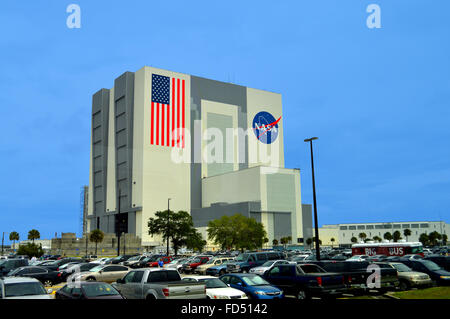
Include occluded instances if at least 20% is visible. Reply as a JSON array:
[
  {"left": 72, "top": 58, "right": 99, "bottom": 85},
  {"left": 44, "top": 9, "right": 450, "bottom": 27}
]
[
  {"left": 0, "top": 276, "right": 41, "bottom": 284},
  {"left": 184, "top": 276, "right": 216, "bottom": 280}
]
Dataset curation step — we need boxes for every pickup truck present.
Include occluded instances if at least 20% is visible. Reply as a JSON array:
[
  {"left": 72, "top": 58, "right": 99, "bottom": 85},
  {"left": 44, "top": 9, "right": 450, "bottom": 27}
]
[
  {"left": 113, "top": 268, "right": 206, "bottom": 299},
  {"left": 262, "top": 263, "right": 346, "bottom": 299}
]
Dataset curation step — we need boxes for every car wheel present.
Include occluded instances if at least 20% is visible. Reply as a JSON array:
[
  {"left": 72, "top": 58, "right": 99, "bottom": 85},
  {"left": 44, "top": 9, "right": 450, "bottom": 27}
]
[
  {"left": 43, "top": 280, "right": 53, "bottom": 287},
  {"left": 87, "top": 277, "right": 96, "bottom": 282},
  {"left": 399, "top": 280, "right": 410, "bottom": 291},
  {"left": 146, "top": 295, "right": 156, "bottom": 300}
]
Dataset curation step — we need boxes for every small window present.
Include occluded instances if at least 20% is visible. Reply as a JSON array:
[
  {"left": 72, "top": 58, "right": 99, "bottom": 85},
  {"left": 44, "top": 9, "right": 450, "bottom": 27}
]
[
  {"left": 366, "top": 225, "right": 374, "bottom": 230},
  {"left": 384, "top": 224, "right": 392, "bottom": 229},
  {"left": 340, "top": 226, "right": 347, "bottom": 230},
  {"left": 402, "top": 224, "right": 410, "bottom": 228},
  {"left": 393, "top": 224, "right": 401, "bottom": 229},
  {"left": 148, "top": 271, "right": 167, "bottom": 282},
  {"left": 357, "top": 226, "right": 365, "bottom": 230},
  {"left": 375, "top": 225, "right": 384, "bottom": 229},
  {"left": 132, "top": 271, "right": 144, "bottom": 283},
  {"left": 420, "top": 224, "right": 429, "bottom": 228},
  {"left": 411, "top": 224, "right": 419, "bottom": 228},
  {"left": 349, "top": 226, "right": 356, "bottom": 230}
]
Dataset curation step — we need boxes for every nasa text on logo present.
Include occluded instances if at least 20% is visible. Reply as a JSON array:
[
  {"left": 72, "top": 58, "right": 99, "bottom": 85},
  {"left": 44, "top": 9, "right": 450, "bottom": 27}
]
[{"left": 252, "top": 111, "right": 281, "bottom": 144}]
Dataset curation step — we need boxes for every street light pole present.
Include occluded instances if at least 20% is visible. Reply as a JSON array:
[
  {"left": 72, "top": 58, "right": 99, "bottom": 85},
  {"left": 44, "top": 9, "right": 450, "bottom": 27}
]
[
  {"left": 1, "top": 232, "right": 4, "bottom": 256},
  {"left": 304, "top": 137, "right": 321, "bottom": 261},
  {"left": 167, "top": 198, "right": 171, "bottom": 256}
]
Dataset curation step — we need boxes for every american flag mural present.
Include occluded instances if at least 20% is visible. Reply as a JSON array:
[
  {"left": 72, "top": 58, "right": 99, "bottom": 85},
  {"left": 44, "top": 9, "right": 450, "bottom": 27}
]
[{"left": 151, "top": 73, "right": 185, "bottom": 148}]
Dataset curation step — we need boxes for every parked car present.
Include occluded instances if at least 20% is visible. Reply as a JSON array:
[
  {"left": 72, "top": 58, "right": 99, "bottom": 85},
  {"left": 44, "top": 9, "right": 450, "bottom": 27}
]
[
  {"left": 249, "top": 260, "right": 291, "bottom": 275},
  {"left": 59, "top": 263, "right": 99, "bottom": 282},
  {"left": 72, "top": 264, "right": 130, "bottom": 283},
  {"left": 424, "top": 255, "right": 450, "bottom": 271},
  {"left": 183, "top": 276, "right": 247, "bottom": 299},
  {"left": 148, "top": 256, "right": 173, "bottom": 268},
  {"left": 206, "top": 259, "right": 235, "bottom": 276},
  {"left": 121, "top": 255, "right": 148, "bottom": 267},
  {"left": 55, "top": 281, "right": 124, "bottom": 299},
  {"left": 226, "top": 251, "right": 285, "bottom": 273},
  {"left": 163, "top": 258, "right": 188, "bottom": 271},
  {"left": 388, "top": 262, "right": 432, "bottom": 290},
  {"left": 181, "top": 256, "right": 210, "bottom": 274},
  {"left": 346, "top": 255, "right": 371, "bottom": 262},
  {"left": 195, "top": 257, "right": 234, "bottom": 275},
  {"left": 400, "top": 254, "right": 424, "bottom": 260},
  {"left": 219, "top": 273, "right": 284, "bottom": 299},
  {"left": 0, "top": 258, "right": 29, "bottom": 276},
  {"left": 0, "top": 277, "right": 53, "bottom": 299},
  {"left": 7, "top": 266, "right": 63, "bottom": 287},
  {"left": 400, "top": 259, "right": 450, "bottom": 286},
  {"left": 133, "top": 255, "right": 164, "bottom": 268},
  {"left": 110, "top": 254, "right": 138, "bottom": 264},
  {"left": 41, "top": 258, "right": 84, "bottom": 271},
  {"left": 114, "top": 268, "right": 206, "bottom": 299},
  {"left": 262, "top": 263, "right": 345, "bottom": 299}
]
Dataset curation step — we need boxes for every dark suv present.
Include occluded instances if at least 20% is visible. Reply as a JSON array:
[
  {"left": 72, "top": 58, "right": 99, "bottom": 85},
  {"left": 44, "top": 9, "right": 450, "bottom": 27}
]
[{"left": 0, "top": 258, "right": 29, "bottom": 276}]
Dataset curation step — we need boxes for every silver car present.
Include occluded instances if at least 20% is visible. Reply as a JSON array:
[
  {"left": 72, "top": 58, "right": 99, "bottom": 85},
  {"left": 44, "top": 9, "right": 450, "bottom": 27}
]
[
  {"left": 249, "top": 260, "right": 290, "bottom": 275},
  {"left": 0, "top": 277, "right": 53, "bottom": 299}
]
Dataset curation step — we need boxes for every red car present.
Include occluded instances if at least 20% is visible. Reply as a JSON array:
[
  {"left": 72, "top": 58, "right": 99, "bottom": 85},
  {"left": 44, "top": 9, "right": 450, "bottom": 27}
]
[
  {"left": 181, "top": 256, "right": 210, "bottom": 273},
  {"left": 147, "top": 256, "right": 173, "bottom": 267}
]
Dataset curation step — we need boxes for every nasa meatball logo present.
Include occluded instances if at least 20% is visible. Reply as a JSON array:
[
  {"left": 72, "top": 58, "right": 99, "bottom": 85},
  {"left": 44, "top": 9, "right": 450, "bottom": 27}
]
[{"left": 252, "top": 111, "right": 281, "bottom": 144}]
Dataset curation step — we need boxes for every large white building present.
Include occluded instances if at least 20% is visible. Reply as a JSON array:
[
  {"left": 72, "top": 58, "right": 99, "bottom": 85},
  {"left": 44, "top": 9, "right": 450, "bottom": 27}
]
[
  {"left": 319, "top": 221, "right": 449, "bottom": 247},
  {"left": 87, "top": 66, "right": 312, "bottom": 247}
]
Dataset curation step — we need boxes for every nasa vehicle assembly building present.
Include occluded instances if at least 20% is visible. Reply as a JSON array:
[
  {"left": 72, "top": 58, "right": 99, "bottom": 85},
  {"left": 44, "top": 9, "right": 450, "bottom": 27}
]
[{"left": 87, "top": 66, "right": 312, "bottom": 247}]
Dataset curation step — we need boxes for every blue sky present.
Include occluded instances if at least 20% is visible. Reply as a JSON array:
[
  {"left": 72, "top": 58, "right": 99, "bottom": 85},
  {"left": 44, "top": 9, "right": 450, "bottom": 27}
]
[{"left": 0, "top": 1, "right": 449, "bottom": 243}]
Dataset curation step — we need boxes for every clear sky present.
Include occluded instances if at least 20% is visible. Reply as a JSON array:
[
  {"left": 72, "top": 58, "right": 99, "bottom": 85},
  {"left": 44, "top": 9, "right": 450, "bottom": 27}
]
[{"left": 0, "top": 1, "right": 449, "bottom": 243}]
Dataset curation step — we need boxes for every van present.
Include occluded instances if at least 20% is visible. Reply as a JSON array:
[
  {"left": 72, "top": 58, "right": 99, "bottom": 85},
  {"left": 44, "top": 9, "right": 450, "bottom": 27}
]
[
  {"left": 226, "top": 251, "right": 285, "bottom": 273},
  {"left": 0, "top": 258, "right": 29, "bottom": 276}
]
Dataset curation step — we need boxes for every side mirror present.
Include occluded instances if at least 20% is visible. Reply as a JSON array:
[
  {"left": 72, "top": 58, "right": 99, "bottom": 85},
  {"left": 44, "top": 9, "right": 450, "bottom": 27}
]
[
  {"left": 47, "top": 288, "right": 53, "bottom": 294},
  {"left": 116, "top": 278, "right": 124, "bottom": 284}
]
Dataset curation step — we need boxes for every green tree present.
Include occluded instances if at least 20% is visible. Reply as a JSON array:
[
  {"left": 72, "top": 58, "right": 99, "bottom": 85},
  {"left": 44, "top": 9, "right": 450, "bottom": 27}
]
[
  {"left": 185, "top": 229, "right": 206, "bottom": 253},
  {"left": 373, "top": 236, "right": 382, "bottom": 243},
  {"left": 393, "top": 231, "right": 402, "bottom": 242},
  {"left": 419, "top": 233, "right": 429, "bottom": 246},
  {"left": 311, "top": 237, "right": 322, "bottom": 249},
  {"left": 428, "top": 231, "right": 442, "bottom": 246},
  {"left": 9, "top": 231, "right": 19, "bottom": 252},
  {"left": 89, "top": 229, "right": 104, "bottom": 255},
  {"left": 207, "top": 214, "right": 267, "bottom": 252},
  {"left": 351, "top": 236, "right": 358, "bottom": 243},
  {"left": 403, "top": 229, "right": 411, "bottom": 241},
  {"left": 383, "top": 232, "right": 393, "bottom": 241},
  {"left": 272, "top": 239, "right": 279, "bottom": 246},
  {"left": 17, "top": 242, "right": 44, "bottom": 258},
  {"left": 306, "top": 238, "right": 313, "bottom": 248},
  {"left": 358, "top": 233, "right": 367, "bottom": 242},
  {"left": 330, "top": 237, "right": 335, "bottom": 248},
  {"left": 148, "top": 210, "right": 201, "bottom": 255},
  {"left": 28, "top": 229, "right": 40, "bottom": 243},
  {"left": 443, "top": 234, "right": 448, "bottom": 246},
  {"left": 280, "top": 237, "right": 288, "bottom": 249}
]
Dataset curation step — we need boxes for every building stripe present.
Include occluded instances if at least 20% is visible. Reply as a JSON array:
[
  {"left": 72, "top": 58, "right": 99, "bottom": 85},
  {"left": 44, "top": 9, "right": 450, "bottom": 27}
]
[
  {"left": 151, "top": 101, "right": 154, "bottom": 145},
  {"left": 172, "top": 78, "right": 175, "bottom": 147},
  {"left": 156, "top": 102, "right": 159, "bottom": 145},
  {"left": 177, "top": 78, "right": 180, "bottom": 148},
  {"left": 161, "top": 102, "right": 165, "bottom": 146},
  {"left": 166, "top": 104, "right": 170, "bottom": 148},
  {"left": 182, "top": 79, "right": 185, "bottom": 149}
]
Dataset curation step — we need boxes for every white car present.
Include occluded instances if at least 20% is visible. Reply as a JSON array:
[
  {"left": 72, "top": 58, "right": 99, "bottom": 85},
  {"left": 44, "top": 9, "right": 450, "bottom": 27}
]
[
  {"left": 182, "top": 276, "right": 247, "bottom": 299},
  {"left": 249, "top": 260, "right": 291, "bottom": 275},
  {"left": 90, "top": 257, "right": 111, "bottom": 265},
  {"left": 346, "top": 255, "right": 371, "bottom": 262},
  {"left": 0, "top": 277, "right": 53, "bottom": 299}
]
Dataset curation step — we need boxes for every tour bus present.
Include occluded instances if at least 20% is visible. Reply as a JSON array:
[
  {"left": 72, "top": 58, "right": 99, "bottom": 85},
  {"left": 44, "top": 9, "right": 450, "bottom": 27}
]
[{"left": 351, "top": 241, "right": 424, "bottom": 257}]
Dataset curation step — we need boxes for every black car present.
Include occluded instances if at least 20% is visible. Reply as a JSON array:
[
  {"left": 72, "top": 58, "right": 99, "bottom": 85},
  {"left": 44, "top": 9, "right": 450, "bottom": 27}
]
[
  {"left": 41, "top": 258, "right": 85, "bottom": 271},
  {"left": 133, "top": 255, "right": 163, "bottom": 268},
  {"left": 8, "top": 266, "right": 63, "bottom": 286},
  {"left": 424, "top": 255, "right": 450, "bottom": 272},
  {"left": 0, "top": 258, "right": 29, "bottom": 276},
  {"left": 55, "top": 282, "right": 124, "bottom": 299},
  {"left": 58, "top": 263, "right": 99, "bottom": 281},
  {"left": 110, "top": 255, "right": 139, "bottom": 264},
  {"left": 400, "top": 259, "right": 450, "bottom": 286}
]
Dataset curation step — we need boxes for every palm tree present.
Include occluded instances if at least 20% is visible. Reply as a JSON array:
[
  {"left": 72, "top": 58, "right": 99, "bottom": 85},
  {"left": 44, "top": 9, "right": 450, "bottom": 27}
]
[
  {"left": 272, "top": 239, "right": 278, "bottom": 246},
  {"left": 358, "top": 233, "right": 367, "bottom": 242},
  {"left": 28, "top": 229, "right": 40, "bottom": 243},
  {"left": 330, "top": 237, "right": 335, "bottom": 248},
  {"left": 9, "top": 231, "right": 19, "bottom": 252},
  {"left": 443, "top": 234, "right": 448, "bottom": 246},
  {"left": 403, "top": 229, "right": 411, "bottom": 241},
  {"left": 306, "top": 238, "right": 313, "bottom": 248},
  {"left": 280, "top": 237, "right": 288, "bottom": 249},
  {"left": 419, "top": 233, "right": 429, "bottom": 246},
  {"left": 351, "top": 236, "right": 357, "bottom": 243},
  {"left": 287, "top": 236, "right": 292, "bottom": 245},
  {"left": 89, "top": 229, "right": 105, "bottom": 255},
  {"left": 373, "top": 236, "right": 382, "bottom": 243}
]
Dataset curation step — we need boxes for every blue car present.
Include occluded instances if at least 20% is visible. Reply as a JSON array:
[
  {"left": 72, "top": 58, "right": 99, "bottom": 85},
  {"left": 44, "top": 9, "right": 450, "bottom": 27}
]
[
  {"left": 206, "top": 264, "right": 229, "bottom": 276},
  {"left": 219, "top": 273, "right": 284, "bottom": 299}
]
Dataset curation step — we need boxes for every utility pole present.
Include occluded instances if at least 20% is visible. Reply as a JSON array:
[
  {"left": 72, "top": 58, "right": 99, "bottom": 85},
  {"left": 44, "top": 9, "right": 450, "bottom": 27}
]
[
  {"left": 117, "top": 189, "right": 121, "bottom": 256},
  {"left": 1, "top": 232, "right": 4, "bottom": 256},
  {"left": 304, "top": 137, "right": 321, "bottom": 261},
  {"left": 167, "top": 198, "right": 171, "bottom": 256}
]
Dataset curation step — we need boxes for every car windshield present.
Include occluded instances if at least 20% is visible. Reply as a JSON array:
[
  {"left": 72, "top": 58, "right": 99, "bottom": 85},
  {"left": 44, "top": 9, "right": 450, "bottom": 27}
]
[
  {"left": 0, "top": 260, "right": 7, "bottom": 266},
  {"left": 205, "top": 259, "right": 216, "bottom": 265},
  {"left": 235, "top": 254, "right": 249, "bottom": 262},
  {"left": 421, "top": 260, "right": 441, "bottom": 271},
  {"left": 89, "top": 265, "right": 104, "bottom": 272},
  {"left": 82, "top": 283, "right": 120, "bottom": 297},
  {"left": 8, "top": 268, "right": 24, "bottom": 276},
  {"left": 200, "top": 278, "right": 228, "bottom": 289},
  {"left": 192, "top": 258, "right": 201, "bottom": 263},
  {"left": 4, "top": 282, "right": 47, "bottom": 297},
  {"left": 241, "top": 275, "right": 270, "bottom": 286},
  {"left": 392, "top": 264, "right": 412, "bottom": 272},
  {"left": 261, "top": 261, "right": 275, "bottom": 267}
]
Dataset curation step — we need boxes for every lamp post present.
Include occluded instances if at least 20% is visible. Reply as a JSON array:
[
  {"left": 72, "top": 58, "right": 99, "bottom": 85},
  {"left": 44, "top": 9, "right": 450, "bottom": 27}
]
[
  {"left": 1, "top": 232, "right": 4, "bottom": 256},
  {"left": 167, "top": 198, "right": 171, "bottom": 256},
  {"left": 304, "top": 137, "right": 320, "bottom": 260}
]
